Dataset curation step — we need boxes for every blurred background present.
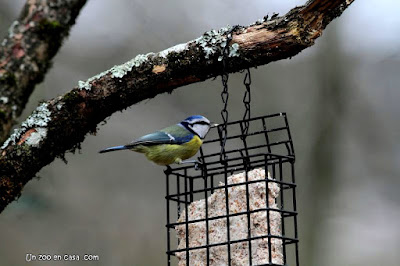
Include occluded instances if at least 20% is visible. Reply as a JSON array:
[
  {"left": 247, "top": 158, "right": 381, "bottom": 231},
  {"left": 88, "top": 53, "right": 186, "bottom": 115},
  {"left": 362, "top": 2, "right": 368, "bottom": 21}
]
[{"left": 1, "top": 0, "right": 400, "bottom": 265}]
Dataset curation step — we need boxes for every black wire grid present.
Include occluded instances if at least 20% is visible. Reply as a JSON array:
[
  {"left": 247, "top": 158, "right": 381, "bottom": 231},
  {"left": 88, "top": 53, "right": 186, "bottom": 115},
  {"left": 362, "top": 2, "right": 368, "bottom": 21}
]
[{"left": 165, "top": 113, "right": 299, "bottom": 265}]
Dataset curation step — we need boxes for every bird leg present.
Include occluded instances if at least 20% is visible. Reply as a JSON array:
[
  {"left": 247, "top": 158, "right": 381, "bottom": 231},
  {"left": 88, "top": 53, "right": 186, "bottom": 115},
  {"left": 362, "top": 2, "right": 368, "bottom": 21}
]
[
  {"left": 181, "top": 159, "right": 204, "bottom": 170},
  {"left": 174, "top": 158, "right": 202, "bottom": 170}
]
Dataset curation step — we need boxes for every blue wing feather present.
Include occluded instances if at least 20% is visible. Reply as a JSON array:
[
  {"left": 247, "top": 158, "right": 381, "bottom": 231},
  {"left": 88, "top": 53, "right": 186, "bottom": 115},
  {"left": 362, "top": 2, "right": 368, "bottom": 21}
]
[
  {"left": 99, "top": 145, "right": 127, "bottom": 153},
  {"left": 100, "top": 124, "right": 194, "bottom": 153},
  {"left": 126, "top": 125, "right": 194, "bottom": 147},
  {"left": 133, "top": 131, "right": 176, "bottom": 145}
]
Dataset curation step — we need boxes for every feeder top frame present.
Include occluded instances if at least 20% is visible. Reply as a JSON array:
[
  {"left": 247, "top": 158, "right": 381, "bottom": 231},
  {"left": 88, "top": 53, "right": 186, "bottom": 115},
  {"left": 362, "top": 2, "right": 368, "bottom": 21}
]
[{"left": 168, "top": 112, "right": 295, "bottom": 177}]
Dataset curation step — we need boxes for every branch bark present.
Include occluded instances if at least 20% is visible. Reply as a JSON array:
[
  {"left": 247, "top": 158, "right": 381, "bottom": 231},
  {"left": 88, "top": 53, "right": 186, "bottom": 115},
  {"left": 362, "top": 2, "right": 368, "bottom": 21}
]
[
  {"left": 0, "top": 0, "right": 87, "bottom": 143},
  {"left": 0, "top": 0, "right": 355, "bottom": 213}
]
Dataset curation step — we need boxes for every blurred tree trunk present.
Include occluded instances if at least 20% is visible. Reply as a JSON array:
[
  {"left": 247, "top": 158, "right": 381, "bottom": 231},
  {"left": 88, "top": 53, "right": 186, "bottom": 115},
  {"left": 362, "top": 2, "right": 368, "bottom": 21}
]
[
  {"left": 0, "top": 0, "right": 87, "bottom": 142},
  {"left": 302, "top": 24, "right": 349, "bottom": 265}
]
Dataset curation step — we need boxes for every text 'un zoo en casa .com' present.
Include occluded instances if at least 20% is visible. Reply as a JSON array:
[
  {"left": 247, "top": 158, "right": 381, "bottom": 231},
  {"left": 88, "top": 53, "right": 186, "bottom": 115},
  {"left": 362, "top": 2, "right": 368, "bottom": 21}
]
[{"left": 26, "top": 253, "right": 99, "bottom": 262}]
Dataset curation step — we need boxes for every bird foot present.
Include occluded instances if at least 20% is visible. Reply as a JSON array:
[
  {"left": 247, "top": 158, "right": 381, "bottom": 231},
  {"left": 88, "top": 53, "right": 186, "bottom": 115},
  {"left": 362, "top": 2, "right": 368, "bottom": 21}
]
[
  {"left": 176, "top": 159, "right": 203, "bottom": 170},
  {"left": 179, "top": 159, "right": 200, "bottom": 165}
]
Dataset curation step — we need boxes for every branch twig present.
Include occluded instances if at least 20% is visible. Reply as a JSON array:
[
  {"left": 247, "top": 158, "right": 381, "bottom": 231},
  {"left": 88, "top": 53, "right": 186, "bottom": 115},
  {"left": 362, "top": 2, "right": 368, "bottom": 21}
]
[
  {"left": 0, "top": 0, "right": 87, "bottom": 143},
  {"left": 0, "top": 0, "right": 355, "bottom": 213}
]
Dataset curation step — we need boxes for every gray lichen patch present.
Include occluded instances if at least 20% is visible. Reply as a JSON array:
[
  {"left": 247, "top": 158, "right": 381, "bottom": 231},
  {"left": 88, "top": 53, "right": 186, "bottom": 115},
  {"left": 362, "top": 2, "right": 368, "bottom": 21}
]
[
  {"left": 23, "top": 103, "right": 51, "bottom": 128},
  {"left": 1, "top": 103, "right": 51, "bottom": 149},
  {"left": 0, "top": 97, "right": 8, "bottom": 104},
  {"left": 25, "top": 127, "right": 48, "bottom": 147},
  {"left": 229, "top": 43, "right": 240, "bottom": 57},
  {"left": 8, "top": 21, "right": 19, "bottom": 39},
  {"left": 193, "top": 26, "right": 241, "bottom": 60},
  {"left": 78, "top": 70, "right": 109, "bottom": 91},
  {"left": 110, "top": 53, "right": 153, "bottom": 78},
  {"left": 78, "top": 53, "right": 154, "bottom": 90},
  {"left": 195, "top": 27, "right": 230, "bottom": 59}
]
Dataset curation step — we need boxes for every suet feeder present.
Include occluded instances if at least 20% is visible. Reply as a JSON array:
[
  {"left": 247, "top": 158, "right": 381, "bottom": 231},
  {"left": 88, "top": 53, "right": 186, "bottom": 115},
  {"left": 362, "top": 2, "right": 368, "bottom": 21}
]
[
  {"left": 165, "top": 113, "right": 299, "bottom": 266},
  {"left": 165, "top": 29, "right": 299, "bottom": 266}
]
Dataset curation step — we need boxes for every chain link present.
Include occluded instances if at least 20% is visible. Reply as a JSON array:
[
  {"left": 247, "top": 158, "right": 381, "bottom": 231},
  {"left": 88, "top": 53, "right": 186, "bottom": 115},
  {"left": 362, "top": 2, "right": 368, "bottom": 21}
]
[
  {"left": 219, "top": 26, "right": 252, "bottom": 161},
  {"left": 219, "top": 26, "right": 238, "bottom": 163},
  {"left": 242, "top": 68, "right": 251, "bottom": 138}
]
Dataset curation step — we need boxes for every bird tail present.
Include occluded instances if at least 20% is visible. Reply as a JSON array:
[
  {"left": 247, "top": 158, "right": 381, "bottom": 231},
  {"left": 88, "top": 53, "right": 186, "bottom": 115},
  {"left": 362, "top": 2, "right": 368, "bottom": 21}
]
[{"left": 99, "top": 145, "right": 128, "bottom": 153}]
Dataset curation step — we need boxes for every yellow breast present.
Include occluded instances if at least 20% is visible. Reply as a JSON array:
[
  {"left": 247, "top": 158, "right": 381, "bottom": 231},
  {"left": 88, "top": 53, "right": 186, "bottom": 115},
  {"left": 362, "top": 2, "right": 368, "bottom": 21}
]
[{"left": 133, "top": 135, "right": 203, "bottom": 165}]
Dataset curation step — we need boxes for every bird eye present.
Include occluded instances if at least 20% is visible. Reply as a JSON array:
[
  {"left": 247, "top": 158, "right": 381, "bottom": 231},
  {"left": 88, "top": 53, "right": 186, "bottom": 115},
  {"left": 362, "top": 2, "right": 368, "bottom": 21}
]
[{"left": 195, "top": 121, "right": 210, "bottom": 125}]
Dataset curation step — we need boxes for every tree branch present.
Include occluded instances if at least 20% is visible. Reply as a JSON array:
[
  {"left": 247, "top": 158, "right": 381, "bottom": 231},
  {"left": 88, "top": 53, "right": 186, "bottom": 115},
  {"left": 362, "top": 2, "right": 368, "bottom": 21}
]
[
  {"left": 0, "top": 0, "right": 354, "bottom": 213},
  {"left": 0, "top": 0, "right": 87, "bottom": 143}
]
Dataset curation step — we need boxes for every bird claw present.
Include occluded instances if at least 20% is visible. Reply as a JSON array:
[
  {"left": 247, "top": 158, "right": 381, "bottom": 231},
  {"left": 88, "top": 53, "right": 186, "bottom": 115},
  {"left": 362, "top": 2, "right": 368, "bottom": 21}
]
[{"left": 178, "top": 159, "right": 203, "bottom": 170}]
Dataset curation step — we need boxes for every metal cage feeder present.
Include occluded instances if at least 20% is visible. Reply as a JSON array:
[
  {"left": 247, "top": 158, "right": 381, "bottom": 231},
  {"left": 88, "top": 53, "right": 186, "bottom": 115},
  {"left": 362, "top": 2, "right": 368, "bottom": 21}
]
[{"left": 165, "top": 113, "right": 299, "bottom": 266}]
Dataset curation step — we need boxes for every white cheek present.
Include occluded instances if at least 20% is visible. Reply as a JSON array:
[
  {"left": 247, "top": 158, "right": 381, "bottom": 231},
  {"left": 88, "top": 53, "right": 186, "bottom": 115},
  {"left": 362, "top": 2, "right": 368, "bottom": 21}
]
[{"left": 192, "top": 125, "right": 210, "bottom": 138}]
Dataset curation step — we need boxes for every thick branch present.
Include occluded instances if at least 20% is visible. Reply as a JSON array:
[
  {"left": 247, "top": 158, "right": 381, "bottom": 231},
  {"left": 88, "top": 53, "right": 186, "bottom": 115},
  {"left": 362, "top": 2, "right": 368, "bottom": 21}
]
[
  {"left": 0, "top": 0, "right": 87, "bottom": 143},
  {"left": 0, "top": 0, "right": 354, "bottom": 213}
]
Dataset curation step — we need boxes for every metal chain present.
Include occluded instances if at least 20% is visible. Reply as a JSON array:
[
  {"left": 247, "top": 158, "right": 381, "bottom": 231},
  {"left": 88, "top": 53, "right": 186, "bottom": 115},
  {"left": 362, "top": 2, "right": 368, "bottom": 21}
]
[
  {"left": 220, "top": 26, "right": 238, "bottom": 163},
  {"left": 242, "top": 68, "right": 251, "bottom": 138}
]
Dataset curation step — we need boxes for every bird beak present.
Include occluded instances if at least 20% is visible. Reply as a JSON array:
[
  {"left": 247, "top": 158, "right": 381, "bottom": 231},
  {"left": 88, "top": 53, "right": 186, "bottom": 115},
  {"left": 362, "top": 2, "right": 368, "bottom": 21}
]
[{"left": 211, "top": 123, "right": 219, "bottom": 128}]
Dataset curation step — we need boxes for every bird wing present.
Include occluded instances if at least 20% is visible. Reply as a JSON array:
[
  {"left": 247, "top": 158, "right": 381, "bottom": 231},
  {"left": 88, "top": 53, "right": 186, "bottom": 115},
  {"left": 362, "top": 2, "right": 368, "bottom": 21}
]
[
  {"left": 125, "top": 127, "right": 193, "bottom": 148},
  {"left": 127, "top": 131, "right": 176, "bottom": 147}
]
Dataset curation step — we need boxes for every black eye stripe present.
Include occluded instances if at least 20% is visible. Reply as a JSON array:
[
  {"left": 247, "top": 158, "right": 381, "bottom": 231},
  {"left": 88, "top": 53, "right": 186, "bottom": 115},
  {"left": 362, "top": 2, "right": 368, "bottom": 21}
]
[{"left": 190, "top": 121, "right": 209, "bottom": 126}]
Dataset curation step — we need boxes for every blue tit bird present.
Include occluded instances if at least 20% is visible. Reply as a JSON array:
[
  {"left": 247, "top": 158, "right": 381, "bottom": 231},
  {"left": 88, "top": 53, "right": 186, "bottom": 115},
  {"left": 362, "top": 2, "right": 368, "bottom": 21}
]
[{"left": 99, "top": 115, "right": 217, "bottom": 165}]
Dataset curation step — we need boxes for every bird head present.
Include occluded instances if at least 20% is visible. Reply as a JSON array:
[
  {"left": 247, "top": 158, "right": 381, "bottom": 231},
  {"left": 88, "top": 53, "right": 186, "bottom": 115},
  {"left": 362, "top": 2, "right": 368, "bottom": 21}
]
[{"left": 180, "top": 115, "right": 217, "bottom": 139}]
